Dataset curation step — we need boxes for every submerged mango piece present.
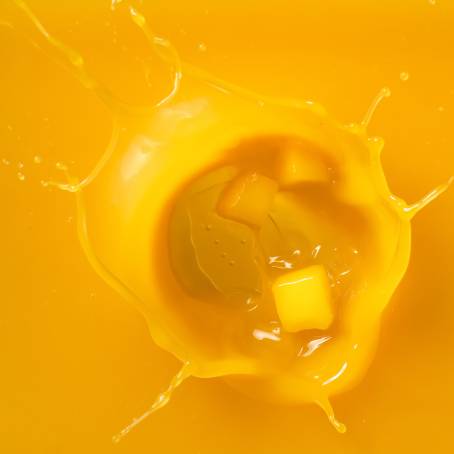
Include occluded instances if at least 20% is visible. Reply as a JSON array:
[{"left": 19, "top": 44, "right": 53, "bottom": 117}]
[
  {"left": 276, "top": 145, "right": 330, "bottom": 187},
  {"left": 217, "top": 171, "right": 278, "bottom": 227},
  {"left": 273, "top": 265, "right": 333, "bottom": 332}
]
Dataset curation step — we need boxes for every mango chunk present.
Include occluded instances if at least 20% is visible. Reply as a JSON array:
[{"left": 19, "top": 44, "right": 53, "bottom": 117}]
[
  {"left": 276, "top": 146, "right": 330, "bottom": 187},
  {"left": 272, "top": 264, "right": 333, "bottom": 333},
  {"left": 217, "top": 171, "right": 278, "bottom": 227}
]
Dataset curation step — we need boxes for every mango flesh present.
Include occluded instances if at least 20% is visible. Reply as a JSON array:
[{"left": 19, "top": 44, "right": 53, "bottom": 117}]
[
  {"left": 276, "top": 145, "right": 331, "bottom": 187},
  {"left": 272, "top": 265, "right": 334, "bottom": 333},
  {"left": 217, "top": 171, "right": 279, "bottom": 228}
]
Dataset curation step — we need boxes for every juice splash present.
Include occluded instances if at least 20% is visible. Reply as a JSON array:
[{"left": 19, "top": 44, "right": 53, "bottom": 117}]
[{"left": 1, "top": 0, "right": 454, "bottom": 452}]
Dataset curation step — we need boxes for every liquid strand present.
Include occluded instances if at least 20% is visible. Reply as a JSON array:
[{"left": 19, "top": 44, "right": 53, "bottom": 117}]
[{"left": 112, "top": 362, "right": 192, "bottom": 443}]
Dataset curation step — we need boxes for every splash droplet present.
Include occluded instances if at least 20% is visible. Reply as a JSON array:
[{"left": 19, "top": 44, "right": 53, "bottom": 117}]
[
  {"left": 399, "top": 71, "right": 409, "bottom": 81},
  {"left": 197, "top": 42, "right": 207, "bottom": 53},
  {"left": 33, "top": 155, "right": 43, "bottom": 164},
  {"left": 17, "top": 172, "right": 25, "bottom": 181},
  {"left": 56, "top": 162, "right": 68, "bottom": 171}
]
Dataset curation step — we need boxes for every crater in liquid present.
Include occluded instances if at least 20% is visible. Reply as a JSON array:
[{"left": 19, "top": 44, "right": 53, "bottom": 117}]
[{"left": 4, "top": 0, "right": 453, "bottom": 443}]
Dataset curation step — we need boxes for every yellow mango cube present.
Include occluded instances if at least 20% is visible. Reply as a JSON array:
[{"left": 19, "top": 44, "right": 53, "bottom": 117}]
[
  {"left": 217, "top": 171, "right": 278, "bottom": 227},
  {"left": 276, "top": 146, "right": 330, "bottom": 187},
  {"left": 272, "top": 264, "right": 333, "bottom": 333}
]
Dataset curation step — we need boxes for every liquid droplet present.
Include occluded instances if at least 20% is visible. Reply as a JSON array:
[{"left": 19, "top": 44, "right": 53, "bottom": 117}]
[
  {"left": 17, "top": 172, "right": 25, "bottom": 181},
  {"left": 33, "top": 155, "right": 43, "bottom": 164},
  {"left": 56, "top": 162, "right": 68, "bottom": 171},
  {"left": 1, "top": 158, "right": 11, "bottom": 166},
  {"left": 197, "top": 42, "right": 207, "bottom": 52},
  {"left": 17, "top": 161, "right": 24, "bottom": 169},
  {"left": 399, "top": 71, "right": 409, "bottom": 81}
]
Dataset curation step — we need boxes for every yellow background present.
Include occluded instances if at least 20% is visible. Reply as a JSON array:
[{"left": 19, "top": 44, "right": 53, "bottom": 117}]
[{"left": 1, "top": 0, "right": 453, "bottom": 452}]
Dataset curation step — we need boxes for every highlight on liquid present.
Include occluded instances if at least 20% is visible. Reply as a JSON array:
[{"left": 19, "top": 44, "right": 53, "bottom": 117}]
[{"left": 2, "top": 0, "right": 453, "bottom": 448}]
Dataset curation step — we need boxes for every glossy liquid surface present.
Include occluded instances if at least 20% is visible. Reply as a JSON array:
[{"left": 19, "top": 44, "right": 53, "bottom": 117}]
[{"left": 1, "top": 1, "right": 454, "bottom": 453}]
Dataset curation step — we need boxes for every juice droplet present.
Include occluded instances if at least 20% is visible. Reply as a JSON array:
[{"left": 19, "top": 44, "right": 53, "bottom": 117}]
[
  {"left": 110, "top": 0, "right": 124, "bottom": 11},
  {"left": 428, "top": 0, "right": 436, "bottom": 5},
  {"left": 17, "top": 172, "right": 25, "bottom": 181},
  {"left": 197, "top": 42, "right": 207, "bottom": 52},
  {"left": 56, "top": 161, "right": 68, "bottom": 171},
  {"left": 1, "top": 158, "right": 11, "bottom": 166},
  {"left": 33, "top": 155, "right": 43, "bottom": 164},
  {"left": 400, "top": 71, "right": 409, "bottom": 81},
  {"left": 17, "top": 161, "right": 24, "bottom": 169}
]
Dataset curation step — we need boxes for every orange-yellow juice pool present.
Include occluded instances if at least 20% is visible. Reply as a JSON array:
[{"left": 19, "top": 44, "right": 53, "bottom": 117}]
[{"left": 1, "top": 0, "right": 454, "bottom": 453}]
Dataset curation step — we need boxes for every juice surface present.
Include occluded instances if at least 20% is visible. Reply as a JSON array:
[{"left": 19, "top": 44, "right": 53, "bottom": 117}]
[{"left": 1, "top": 1, "right": 454, "bottom": 453}]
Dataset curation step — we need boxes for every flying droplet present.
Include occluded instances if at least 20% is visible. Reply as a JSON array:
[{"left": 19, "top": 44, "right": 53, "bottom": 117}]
[
  {"left": 17, "top": 172, "right": 25, "bottom": 181},
  {"left": 197, "top": 42, "right": 207, "bottom": 52},
  {"left": 33, "top": 155, "right": 43, "bottom": 164},
  {"left": 56, "top": 162, "right": 68, "bottom": 171},
  {"left": 399, "top": 71, "right": 409, "bottom": 81},
  {"left": 1, "top": 158, "right": 11, "bottom": 166}
]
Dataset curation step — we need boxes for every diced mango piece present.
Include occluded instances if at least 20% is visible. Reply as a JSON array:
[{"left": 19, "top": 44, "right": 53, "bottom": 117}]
[
  {"left": 276, "top": 146, "right": 330, "bottom": 187},
  {"left": 272, "top": 264, "right": 333, "bottom": 333},
  {"left": 217, "top": 171, "right": 278, "bottom": 227}
]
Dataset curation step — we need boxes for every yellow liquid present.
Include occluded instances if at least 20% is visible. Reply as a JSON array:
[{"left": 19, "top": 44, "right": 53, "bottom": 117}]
[{"left": 1, "top": 0, "right": 454, "bottom": 453}]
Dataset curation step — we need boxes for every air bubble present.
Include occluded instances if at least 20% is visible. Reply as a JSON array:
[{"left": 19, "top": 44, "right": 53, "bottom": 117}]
[{"left": 229, "top": 260, "right": 236, "bottom": 266}]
